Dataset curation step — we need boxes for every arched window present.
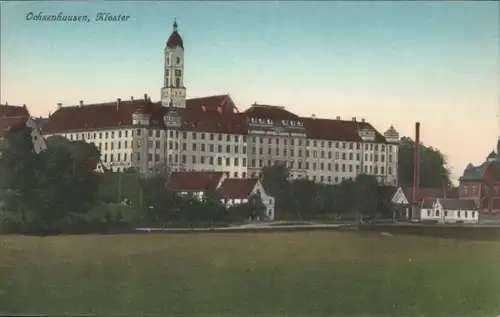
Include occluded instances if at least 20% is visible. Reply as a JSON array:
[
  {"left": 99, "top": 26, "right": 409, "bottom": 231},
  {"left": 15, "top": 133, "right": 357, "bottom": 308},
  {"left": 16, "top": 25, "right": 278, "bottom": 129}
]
[
  {"left": 176, "top": 77, "right": 180, "bottom": 88},
  {"left": 176, "top": 57, "right": 181, "bottom": 64}
]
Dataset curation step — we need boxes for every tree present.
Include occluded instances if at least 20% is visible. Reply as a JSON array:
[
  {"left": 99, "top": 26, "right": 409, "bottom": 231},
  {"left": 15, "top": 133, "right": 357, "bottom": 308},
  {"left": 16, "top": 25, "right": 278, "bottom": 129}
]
[
  {"left": 398, "top": 137, "right": 452, "bottom": 188},
  {"left": 140, "top": 175, "right": 172, "bottom": 226},
  {"left": 35, "top": 137, "right": 100, "bottom": 228},
  {"left": 288, "top": 178, "right": 317, "bottom": 220},
  {"left": 201, "top": 191, "right": 227, "bottom": 224},
  {"left": 0, "top": 126, "right": 39, "bottom": 223},
  {"left": 247, "top": 192, "right": 266, "bottom": 220},
  {"left": 338, "top": 179, "right": 357, "bottom": 218},
  {"left": 354, "top": 174, "right": 380, "bottom": 221},
  {"left": 261, "top": 163, "right": 291, "bottom": 219}
]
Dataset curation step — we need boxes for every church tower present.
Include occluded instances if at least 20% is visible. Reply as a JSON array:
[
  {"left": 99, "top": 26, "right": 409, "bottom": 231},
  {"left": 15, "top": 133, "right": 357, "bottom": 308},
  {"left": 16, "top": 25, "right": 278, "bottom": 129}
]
[{"left": 161, "top": 18, "right": 186, "bottom": 108}]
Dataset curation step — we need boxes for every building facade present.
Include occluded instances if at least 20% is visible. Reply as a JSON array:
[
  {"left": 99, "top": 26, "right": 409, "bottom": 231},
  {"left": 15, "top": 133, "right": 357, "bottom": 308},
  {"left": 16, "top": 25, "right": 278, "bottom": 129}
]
[
  {"left": 459, "top": 140, "right": 500, "bottom": 214},
  {"left": 41, "top": 19, "right": 400, "bottom": 186}
]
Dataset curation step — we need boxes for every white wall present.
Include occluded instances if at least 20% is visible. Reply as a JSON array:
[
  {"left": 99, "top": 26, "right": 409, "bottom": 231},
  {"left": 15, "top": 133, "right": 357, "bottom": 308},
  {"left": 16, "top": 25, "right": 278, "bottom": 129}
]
[{"left": 421, "top": 202, "right": 479, "bottom": 224}]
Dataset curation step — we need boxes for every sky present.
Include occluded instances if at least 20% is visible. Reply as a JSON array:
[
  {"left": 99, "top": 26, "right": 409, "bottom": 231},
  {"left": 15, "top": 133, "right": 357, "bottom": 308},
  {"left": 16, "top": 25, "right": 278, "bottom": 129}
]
[{"left": 1, "top": 1, "right": 499, "bottom": 182}]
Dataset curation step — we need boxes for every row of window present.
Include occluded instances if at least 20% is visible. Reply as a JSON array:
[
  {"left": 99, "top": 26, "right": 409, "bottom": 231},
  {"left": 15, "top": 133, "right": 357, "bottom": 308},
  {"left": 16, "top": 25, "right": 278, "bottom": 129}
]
[
  {"left": 102, "top": 152, "right": 128, "bottom": 163},
  {"left": 67, "top": 130, "right": 131, "bottom": 141},
  {"left": 152, "top": 130, "right": 395, "bottom": 152},
  {"left": 251, "top": 137, "right": 392, "bottom": 152},
  {"left": 64, "top": 129, "right": 396, "bottom": 154},
  {"left": 142, "top": 139, "right": 395, "bottom": 164},
  {"left": 462, "top": 185, "right": 500, "bottom": 196},
  {"left": 426, "top": 209, "right": 476, "bottom": 218},
  {"left": 135, "top": 152, "right": 393, "bottom": 176}
]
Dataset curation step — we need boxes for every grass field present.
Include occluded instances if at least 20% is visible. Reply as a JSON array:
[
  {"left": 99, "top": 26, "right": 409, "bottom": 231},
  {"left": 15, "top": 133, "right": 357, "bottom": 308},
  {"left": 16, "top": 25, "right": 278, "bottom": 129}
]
[{"left": 1, "top": 231, "right": 500, "bottom": 316}]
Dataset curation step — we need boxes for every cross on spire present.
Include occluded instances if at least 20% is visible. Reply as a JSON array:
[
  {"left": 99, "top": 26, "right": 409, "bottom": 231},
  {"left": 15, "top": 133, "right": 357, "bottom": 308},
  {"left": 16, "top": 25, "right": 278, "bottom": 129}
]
[{"left": 173, "top": 17, "right": 178, "bottom": 31}]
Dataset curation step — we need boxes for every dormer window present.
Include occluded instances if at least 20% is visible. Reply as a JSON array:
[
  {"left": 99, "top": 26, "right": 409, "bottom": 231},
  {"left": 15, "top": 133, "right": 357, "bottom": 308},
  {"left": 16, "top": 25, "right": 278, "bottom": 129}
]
[{"left": 267, "top": 119, "right": 272, "bottom": 124}]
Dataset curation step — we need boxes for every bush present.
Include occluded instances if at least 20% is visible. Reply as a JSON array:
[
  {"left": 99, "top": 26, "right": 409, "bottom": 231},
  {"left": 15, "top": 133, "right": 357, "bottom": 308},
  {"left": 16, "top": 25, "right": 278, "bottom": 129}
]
[{"left": 0, "top": 217, "right": 23, "bottom": 234}]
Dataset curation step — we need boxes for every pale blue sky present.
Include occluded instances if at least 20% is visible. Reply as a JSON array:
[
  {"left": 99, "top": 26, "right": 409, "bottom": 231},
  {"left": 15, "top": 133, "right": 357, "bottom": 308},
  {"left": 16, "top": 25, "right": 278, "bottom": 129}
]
[{"left": 1, "top": 1, "right": 499, "bottom": 181}]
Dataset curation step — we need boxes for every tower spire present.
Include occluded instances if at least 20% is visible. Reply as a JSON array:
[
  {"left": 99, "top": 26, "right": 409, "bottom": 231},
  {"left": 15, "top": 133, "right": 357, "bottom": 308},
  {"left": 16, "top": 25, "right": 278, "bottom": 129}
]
[{"left": 173, "top": 17, "right": 178, "bottom": 31}]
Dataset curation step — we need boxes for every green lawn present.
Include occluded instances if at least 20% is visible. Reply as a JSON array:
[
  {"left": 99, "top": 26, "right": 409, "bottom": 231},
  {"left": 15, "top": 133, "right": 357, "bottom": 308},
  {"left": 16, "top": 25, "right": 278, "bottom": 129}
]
[{"left": 1, "top": 231, "right": 499, "bottom": 316}]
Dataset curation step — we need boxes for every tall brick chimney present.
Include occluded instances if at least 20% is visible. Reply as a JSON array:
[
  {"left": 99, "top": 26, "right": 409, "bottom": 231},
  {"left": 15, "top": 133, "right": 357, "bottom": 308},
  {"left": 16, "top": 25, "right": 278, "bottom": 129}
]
[{"left": 412, "top": 122, "right": 420, "bottom": 206}]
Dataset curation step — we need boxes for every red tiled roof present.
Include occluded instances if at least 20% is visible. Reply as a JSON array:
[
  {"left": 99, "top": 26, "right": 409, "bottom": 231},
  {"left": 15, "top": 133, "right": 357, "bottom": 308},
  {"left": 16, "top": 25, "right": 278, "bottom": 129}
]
[
  {"left": 402, "top": 186, "right": 458, "bottom": 203},
  {"left": 167, "top": 171, "right": 224, "bottom": 192},
  {"left": 302, "top": 117, "right": 387, "bottom": 143},
  {"left": 218, "top": 178, "right": 258, "bottom": 199},
  {"left": 42, "top": 100, "right": 142, "bottom": 134},
  {"left": 41, "top": 95, "right": 245, "bottom": 135},
  {"left": 0, "top": 104, "right": 31, "bottom": 138},
  {"left": 0, "top": 116, "right": 29, "bottom": 138},
  {"left": 244, "top": 104, "right": 299, "bottom": 121},
  {"left": 41, "top": 96, "right": 389, "bottom": 143},
  {"left": 0, "top": 104, "right": 30, "bottom": 118},
  {"left": 186, "top": 95, "right": 238, "bottom": 114}
]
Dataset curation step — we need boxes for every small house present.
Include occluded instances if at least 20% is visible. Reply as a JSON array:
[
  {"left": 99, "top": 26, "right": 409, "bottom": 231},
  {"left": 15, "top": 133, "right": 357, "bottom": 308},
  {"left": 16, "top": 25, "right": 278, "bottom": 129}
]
[
  {"left": 167, "top": 171, "right": 275, "bottom": 220},
  {"left": 419, "top": 198, "right": 479, "bottom": 224}
]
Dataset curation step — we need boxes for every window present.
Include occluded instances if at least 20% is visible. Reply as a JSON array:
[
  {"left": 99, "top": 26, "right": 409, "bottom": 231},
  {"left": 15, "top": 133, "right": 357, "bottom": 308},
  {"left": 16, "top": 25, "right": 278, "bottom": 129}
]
[
  {"left": 176, "top": 57, "right": 181, "bottom": 64},
  {"left": 176, "top": 77, "right": 181, "bottom": 88},
  {"left": 175, "top": 69, "right": 182, "bottom": 77}
]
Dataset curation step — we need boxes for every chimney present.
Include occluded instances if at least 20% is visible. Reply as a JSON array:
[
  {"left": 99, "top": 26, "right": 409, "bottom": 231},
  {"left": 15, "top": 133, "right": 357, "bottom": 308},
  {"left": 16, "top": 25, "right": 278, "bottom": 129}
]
[
  {"left": 311, "top": 114, "right": 316, "bottom": 119},
  {"left": 5, "top": 102, "right": 7, "bottom": 106},
  {"left": 352, "top": 117, "right": 356, "bottom": 122},
  {"left": 412, "top": 122, "right": 421, "bottom": 206},
  {"left": 361, "top": 118, "right": 365, "bottom": 123},
  {"left": 23, "top": 104, "right": 26, "bottom": 108},
  {"left": 336, "top": 116, "right": 341, "bottom": 120},
  {"left": 57, "top": 103, "right": 62, "bottom": 109},
  {"left": 131, "top": 96, "right": 134, "bottom": 101},
  {"left": 79, "top": 100, "right": 83, "bottom": 107},
  {"left": 144, "top": 93, "right": 148, "bottom": 101},
  {"left": 117, "top": 98, "right": 121, "bottom": 111}
]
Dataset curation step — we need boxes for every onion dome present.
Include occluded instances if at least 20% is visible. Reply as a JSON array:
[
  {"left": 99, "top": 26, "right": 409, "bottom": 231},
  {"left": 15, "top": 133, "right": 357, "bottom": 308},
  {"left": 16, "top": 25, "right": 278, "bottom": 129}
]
[{"left": 166, "top": 18, "right": 184, "bottom": 50}]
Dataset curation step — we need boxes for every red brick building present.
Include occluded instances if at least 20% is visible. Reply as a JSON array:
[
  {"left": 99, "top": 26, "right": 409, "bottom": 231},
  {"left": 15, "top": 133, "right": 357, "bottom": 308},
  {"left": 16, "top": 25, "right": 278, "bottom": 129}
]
[{"left": 458, "top": 141, "right": 500, "bottom": 214}]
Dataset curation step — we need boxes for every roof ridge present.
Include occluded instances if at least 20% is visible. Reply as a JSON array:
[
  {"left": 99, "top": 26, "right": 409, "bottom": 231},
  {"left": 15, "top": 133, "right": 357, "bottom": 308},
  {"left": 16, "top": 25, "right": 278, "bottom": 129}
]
[{"left": 187, "top": 94, "right": 228, "bottom": 100}]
